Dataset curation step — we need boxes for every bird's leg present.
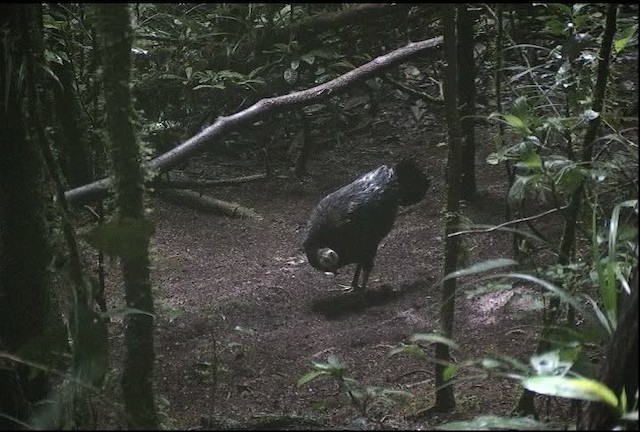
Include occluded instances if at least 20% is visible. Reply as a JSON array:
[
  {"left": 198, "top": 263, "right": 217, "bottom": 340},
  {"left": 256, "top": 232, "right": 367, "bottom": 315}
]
[
  {"left": 351, "top": 264, "right": 362, "bottom": 290},
  {"left": 359, "top": 261, "right": 373, "bottom": 291},
  {"left": 353, "top": 261, "right": 372, "bottom": 305},
  {"left": 331, "top": 265, "right": 361, "bottom": 292}
]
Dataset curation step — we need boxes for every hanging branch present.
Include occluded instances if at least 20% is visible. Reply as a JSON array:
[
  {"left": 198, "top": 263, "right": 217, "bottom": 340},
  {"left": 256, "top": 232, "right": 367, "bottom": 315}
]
[{"left": 64, "top": 36, "right": 443, "bottom": 205}]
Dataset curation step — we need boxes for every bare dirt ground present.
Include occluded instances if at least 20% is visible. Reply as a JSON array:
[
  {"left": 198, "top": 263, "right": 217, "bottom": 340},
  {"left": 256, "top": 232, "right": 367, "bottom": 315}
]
[{"left": 97, "top": 97, "right": 571, "bottom": 430}]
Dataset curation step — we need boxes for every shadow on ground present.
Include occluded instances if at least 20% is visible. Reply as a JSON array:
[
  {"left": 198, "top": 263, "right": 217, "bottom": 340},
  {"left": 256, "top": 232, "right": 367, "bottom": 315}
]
[{"left": 310, "top": 280, "right": 424, "bottom": 319}]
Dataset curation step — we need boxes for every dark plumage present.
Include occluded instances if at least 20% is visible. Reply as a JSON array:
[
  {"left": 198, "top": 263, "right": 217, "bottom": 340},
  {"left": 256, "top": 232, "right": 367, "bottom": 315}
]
[{"left": 303, "top": 159, "right": 430, "bottom": 292}]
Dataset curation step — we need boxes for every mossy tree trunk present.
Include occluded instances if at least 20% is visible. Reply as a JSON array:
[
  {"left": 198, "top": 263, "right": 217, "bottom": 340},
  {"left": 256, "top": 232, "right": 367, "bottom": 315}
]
[
  {"left": 90, "top": 4, "right": 159, "bottom": 429},
  {"left": 433, "top": 4, "right": 462, "bottom": 412},
  {"left": 0, "top": 3, "right": 65, "bottom": 425}
]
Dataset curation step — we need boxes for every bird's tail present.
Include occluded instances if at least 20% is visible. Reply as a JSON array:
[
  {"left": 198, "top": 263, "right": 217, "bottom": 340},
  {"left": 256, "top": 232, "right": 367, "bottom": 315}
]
[{"left": 395, "top": 158, "right": 430, "bottom": 206}]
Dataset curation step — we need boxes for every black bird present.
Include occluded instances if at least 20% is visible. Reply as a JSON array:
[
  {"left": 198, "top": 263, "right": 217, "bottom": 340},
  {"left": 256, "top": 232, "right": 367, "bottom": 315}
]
[{"left": 303, "top": 159, "right": 430, "bottom": 292}]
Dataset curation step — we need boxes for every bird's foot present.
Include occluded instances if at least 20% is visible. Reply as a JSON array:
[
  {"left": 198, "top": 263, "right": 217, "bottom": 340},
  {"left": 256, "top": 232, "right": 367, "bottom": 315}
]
[{"left": 329, "top": 284, "right": 357, "bottom": 293}]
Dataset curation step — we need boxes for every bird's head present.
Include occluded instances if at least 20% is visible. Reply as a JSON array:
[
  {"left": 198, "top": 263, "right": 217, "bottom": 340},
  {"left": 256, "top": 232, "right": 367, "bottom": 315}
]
[{"left": 316, "top": 248, "right": 339, "bottom": 272}]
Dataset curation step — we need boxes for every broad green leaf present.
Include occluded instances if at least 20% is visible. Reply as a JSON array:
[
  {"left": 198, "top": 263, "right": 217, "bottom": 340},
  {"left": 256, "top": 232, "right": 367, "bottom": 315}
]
[
  {"left": 443, "top": 364, "right": 457, "bottom": 381},
  {"left": 436, "top": 415, "right": 559, "bottom": 430},
  {"left": 522, "top": 376, "right": 619, "bottom": 408},
  {"left": 443, "top": 258, "right": 517, "bottom": 282},
  {"left": 297, "top": 370, "right": 328, "bottom": 387},
  {"left": 508, "top": 175, "right": 539, "bottom": 205},
  {"left": 83, "top": 217, "right": 155, "bottom": 260},
  {"left": 388, "top": 343, "right": 426, "bottom": 359},
  {"left": 614, "top": 24, "right": 638, "bottom": 53},
  {"left": 503, "top": 114, "right": 532, "bottom": 134},
  {"left": 608, "top": 200, "right": 638, "bottom": 259},
  {"left": 581, "top": 294, "right": 613, "bottom": 336},
  {"left": 554, "top": 166, "right": 585, "bottom": 194},
  {"left": 193, "top": 84, "right": 226, "bottom": 91},
  {"left": 519, "top": 150, "right": 542, "bottom": 169},
  {"left": 410, "top": 333, "right": 459, "bottom": 350},
  {"left": 290, "top": 59, "right": 300, "bottom": 70}
]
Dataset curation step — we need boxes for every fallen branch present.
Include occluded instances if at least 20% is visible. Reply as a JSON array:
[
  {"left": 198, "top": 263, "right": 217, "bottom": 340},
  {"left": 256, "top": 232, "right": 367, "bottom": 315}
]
[
  {"left": 448, "top": 206, "right": 567, "bottom": 237},
  {"left": 65, "top": 35, "right": 443, "bottom": 205},
  {"left": 159, "top": 189, "right": 263, "bottom": 220},
  {"left": 384, "top": 73, "right": 443, "bottom": 105},
  {"left": 151, "top": 173, "right": 266, "bottom": 189}
]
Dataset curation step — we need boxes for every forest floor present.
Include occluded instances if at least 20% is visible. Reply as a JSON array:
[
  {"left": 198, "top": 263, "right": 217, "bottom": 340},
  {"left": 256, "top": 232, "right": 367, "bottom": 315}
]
[{"left": 95, "top": 94, "right": 573, "bottom": 430}]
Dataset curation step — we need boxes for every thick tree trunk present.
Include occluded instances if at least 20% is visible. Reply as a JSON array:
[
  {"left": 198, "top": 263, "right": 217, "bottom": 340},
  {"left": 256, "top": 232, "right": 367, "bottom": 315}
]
[
  {"left": 91, "top": 4, "right": 159, "bottom": 429},
  {"left": 0, "top": 3, "right": 60, "bottom": 422}
]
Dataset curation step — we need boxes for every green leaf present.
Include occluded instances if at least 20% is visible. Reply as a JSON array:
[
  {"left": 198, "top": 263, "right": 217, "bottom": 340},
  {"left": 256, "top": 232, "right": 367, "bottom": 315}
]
[
  {"left": 519, "top": 150, "right": 542, "bottom": 169},
  {"left": 297, "top": 370, "right": 329, "bottom": 387},
  {"left": 410, "top": 333, "right": 459, "bottom": 350},
  {"left": 436, "top": 415, "right": 558, "bottom": 430},
  {"left": 496, "top": 273, "right": 591, "bottom": 320},
  {"left": 503, "top": 114, "right": 532, "bottom": 134},
  {"left": 388, "top": 343, "right": 426, "bottom": 359},
  {"left": 443, "top": 364, "right": 457, "bottom": 381},
  {"left": 442, "top": 258, "right": 517, "bottom": 282},
  {"left": 192, "top": 84, "right": 226, "bottom": 91},
  {"left": 614, "top": 24, "right": 638, "bottom": 53},
  {"left": 508, "top": 175, "right": 539, "bottom": 205},
  {"left": 185, "top": 66, "right": 193, "bottom": 80},
  {"left": 554, "top": 166, "right": 585, "bottom": 194},
  {"left": 522, "top": 376, "right": 619, "bottom": 408},
  {"left": 83, "top": 217, "right": 155, "bottom": 259}
]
